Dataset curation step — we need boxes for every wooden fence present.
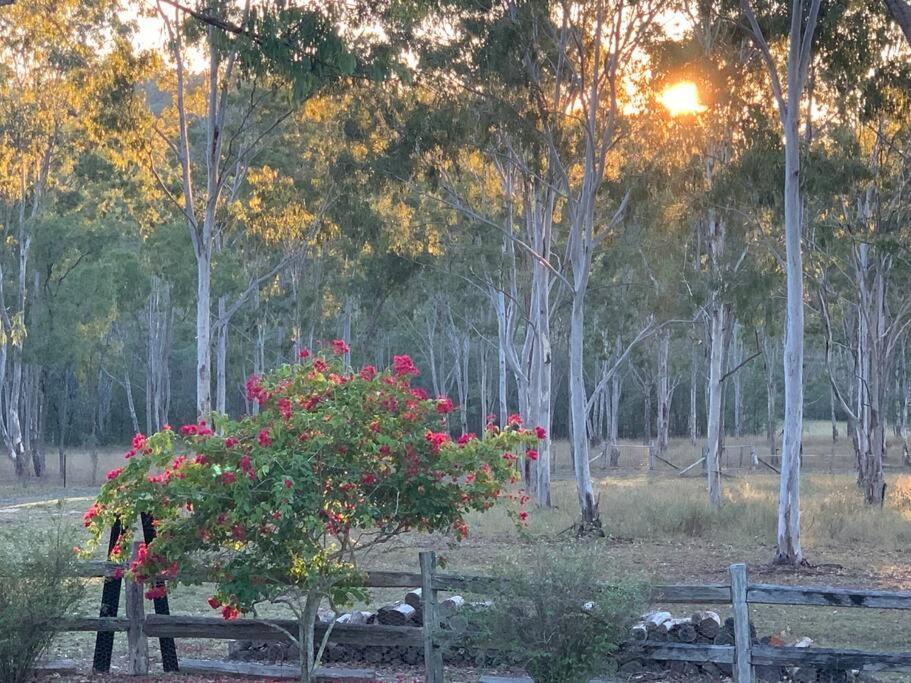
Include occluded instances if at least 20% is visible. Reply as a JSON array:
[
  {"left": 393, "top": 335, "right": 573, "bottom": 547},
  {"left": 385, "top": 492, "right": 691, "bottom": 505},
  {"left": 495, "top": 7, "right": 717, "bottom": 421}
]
[{"left": 58, "top": 550, "right": 911, "bottom": 682}]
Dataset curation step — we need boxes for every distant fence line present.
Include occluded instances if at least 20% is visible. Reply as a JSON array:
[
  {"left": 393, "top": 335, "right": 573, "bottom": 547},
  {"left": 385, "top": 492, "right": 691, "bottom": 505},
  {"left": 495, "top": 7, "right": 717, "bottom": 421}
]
[{"left": 50, "top": 550, "right": 911, "bottom": 682}]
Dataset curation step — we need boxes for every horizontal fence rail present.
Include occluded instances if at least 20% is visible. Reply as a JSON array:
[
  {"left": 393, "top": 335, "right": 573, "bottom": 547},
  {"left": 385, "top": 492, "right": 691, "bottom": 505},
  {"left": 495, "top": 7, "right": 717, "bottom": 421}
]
[{"left": 57, "top": 555, "right": 911, "bottom": 682}]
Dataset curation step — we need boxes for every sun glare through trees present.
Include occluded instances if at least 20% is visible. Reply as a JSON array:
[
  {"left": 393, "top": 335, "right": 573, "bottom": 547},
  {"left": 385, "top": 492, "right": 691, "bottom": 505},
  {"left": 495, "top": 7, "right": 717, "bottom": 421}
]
[{"left": 658, "top": 80, "right": 706, "bottom": 116}]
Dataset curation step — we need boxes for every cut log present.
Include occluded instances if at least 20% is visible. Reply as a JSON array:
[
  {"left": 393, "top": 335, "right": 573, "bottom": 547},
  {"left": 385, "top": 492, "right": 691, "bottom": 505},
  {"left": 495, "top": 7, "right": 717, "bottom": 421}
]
[
  {"left": 376, "top": 602, "right": 416, "bottom": 626},
  {"left": 667, "top": 619, "right": 697, "bottom": 643},
  {"left": 690, "top": 610, "right": 721, "bottom": 639},
  {"left": 336, "top": 611, "right": 372, "bottom": 626},
  {"left": 642, "top": 610, "right": 672, "bottom": 627},
  {"left": 630, "top": 623, "right": 648, "bottom": 641},
  {"left": 404, "top": 588, "right": 422, "bottom": 609}
]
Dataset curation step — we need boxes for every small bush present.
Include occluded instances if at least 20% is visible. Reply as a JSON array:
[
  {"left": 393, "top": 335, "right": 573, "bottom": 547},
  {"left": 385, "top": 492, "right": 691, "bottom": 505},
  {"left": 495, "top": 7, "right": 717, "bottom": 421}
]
[
  {"left": 464, "top": 547, "right": 647, "bottom": 683},
  {"left": 0, "top": 527, "right": 85, "bottom": 683}
]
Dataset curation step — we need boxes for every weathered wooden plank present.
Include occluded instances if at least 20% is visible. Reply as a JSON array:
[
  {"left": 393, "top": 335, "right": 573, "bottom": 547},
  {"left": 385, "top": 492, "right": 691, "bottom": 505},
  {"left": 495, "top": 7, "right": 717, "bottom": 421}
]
[
  {"left": 421, "top": 551, "right": 444, "bottom": 683},
  {"left": 33, "top": 659, "right": 79, "bottom": 675},
  {"left": 751, "top": 645, "right": 911, "bottom": 670},
  {"left": 55, "top": 617, "right": 130, "bottom": 632},
  {"left": 651, "top": 584, "right": 731, "bottom": 604},
  {"left": 640, "top": 642, "right": 735, "bottom": 664},
  {"left": 143, "top": 615, "right": 423, "bottom": 647},
  {"left": 729, "top": 564, "right": 753, "bottom": 683},
  {"left": 179, "top": 659, "right": 378, "bottom": 680},
  {"left": 74, "top": 562, "right": 425, "bottom": 587},
  {"left": 125, "top": 543, "right": 149, "bottom": 675},
  {"left": 747, "top": 584, "right": 911, "bottom": 610}
]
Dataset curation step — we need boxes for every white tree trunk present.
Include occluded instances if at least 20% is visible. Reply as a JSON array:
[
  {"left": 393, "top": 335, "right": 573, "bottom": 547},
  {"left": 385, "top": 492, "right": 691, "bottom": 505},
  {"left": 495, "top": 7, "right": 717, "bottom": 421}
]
[
  {"left": 705, "top": 303, "right": 727, "bottom": 508},
  {"left": 656, "top": 331, "right": 671, "bottom": 454},
  {"left": 215, "top": 296, "right": 228, "bottom": 415},
  {"left": 776, "top": 108, "right": 805, "bottom": 564}
]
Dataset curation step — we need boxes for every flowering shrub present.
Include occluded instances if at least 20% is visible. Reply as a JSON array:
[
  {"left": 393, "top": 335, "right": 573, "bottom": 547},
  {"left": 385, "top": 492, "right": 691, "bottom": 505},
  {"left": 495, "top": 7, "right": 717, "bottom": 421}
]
[{"left": 81, "top": 345, "right": 539, "bottom": 682}]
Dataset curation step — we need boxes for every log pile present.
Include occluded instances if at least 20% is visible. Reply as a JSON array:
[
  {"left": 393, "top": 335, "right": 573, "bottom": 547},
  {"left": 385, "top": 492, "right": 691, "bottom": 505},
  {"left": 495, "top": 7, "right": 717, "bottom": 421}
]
[
  {"left": 227, "top": 589, "right": 476, "bottom": 667},
  {"left": 621, "top": 611, "right": 853, "bottom": 682},
  {"left": 227, "top": 599, "right": 855, "bottom": 681}
]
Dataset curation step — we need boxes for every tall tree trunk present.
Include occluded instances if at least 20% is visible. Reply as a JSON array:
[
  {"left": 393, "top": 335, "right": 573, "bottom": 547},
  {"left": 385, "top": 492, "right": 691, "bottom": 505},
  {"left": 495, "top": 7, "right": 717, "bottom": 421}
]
[
  {"left": 216, "top": 296, "right": 228, "bottom": 415},
  {"left": 58, "top": 370, "right": 71, "bottom": 486},
  {"left": 762, "top": 335, "right": 778, "bottom": 458},
  {"left": 705, "top": 303, "right": 727, "bottom": 509},
  {"left": 569, "top": 286, "right": 597, "bottom": 527},
  {"left": 656, "top": 331, "right": 671, "bottom": 455},
  {"left": 196, "top": 248, "right": 212, "bottom": 417},
  {"left": 776, "top": 95, "right": 806, "bottom": 565},
  {"left": 732, "top": 323, "right": 744, "bottom": 438},
  {"left": 689, "top": 344, "right": 699, "bottom": 446},
  {"left": 609, "top": 349, "right": 622, "bottom": 467}
]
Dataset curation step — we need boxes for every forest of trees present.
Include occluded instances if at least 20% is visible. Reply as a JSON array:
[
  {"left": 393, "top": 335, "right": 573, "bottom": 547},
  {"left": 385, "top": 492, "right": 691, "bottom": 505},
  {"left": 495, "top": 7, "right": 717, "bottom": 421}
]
[{"left": 3, "top": 0, "right": 911, "bottom": 564}]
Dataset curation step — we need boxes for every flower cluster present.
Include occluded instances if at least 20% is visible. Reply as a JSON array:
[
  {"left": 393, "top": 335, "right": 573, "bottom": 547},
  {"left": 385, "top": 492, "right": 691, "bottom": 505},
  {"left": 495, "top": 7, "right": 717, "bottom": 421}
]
[{"left": 80, "top": 344, "right": 541, "bottom": 622}]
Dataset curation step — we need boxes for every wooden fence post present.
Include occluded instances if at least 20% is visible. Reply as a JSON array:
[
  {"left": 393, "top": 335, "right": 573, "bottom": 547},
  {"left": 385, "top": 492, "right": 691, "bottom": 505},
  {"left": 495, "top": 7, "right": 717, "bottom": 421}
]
[
  {"left": 730, "top": 563, "right": 754, "bottom": 683},
  {"left": 126, "top": 542, "right": 149, "bottom": 675},
  {"left": 420, "top": 551, "right": 443, "bottom": 683}
]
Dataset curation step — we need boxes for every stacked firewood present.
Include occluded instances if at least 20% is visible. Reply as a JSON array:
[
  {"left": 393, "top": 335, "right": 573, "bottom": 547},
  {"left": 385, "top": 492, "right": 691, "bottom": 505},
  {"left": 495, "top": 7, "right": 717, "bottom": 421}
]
[{"left": 227, "top": 588, "right": 472, "bottom": 667}]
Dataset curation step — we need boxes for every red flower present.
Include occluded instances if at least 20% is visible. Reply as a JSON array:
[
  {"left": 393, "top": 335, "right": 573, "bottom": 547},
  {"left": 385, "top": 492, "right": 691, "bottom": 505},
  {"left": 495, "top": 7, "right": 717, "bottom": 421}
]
[
  {"left": 82, "top": 503, "right": 104, "bottom": 526},
  {"left": 112, "top": 567, "right": 124, "bottom": 579},
  {"left": 519, "top": 511, "right": 528, "bottom": 523},
  {"left": 221, "top": 605, "right": 240, "bottom": 620},
  {"left": 507, "top": 413, "right": 523, "bottom": 426},
  {"left": 245, "top": 374, "right": 268, "bottom": 404},
  {"left": 298, "top": 347, "right": 311, "bottom": 359},
  {"left": 313, "top": 358, "right": 328, "bottom": 373},
  {"left": 457, "top": 433, "right": 477, "bottom": 445},
  {"left": 131, "top": 433, "right": 147, "bottom": 450},
  {"left": 330, "top": 338, "right": 350, "bottom": 356},
  {"left": 231, "top": 524, "right": 246, "bottom": 541},
  {"left": 436, "top": 397, "right": 454, "bottom": 414},
  {"left": 240, "top": 455, "right": 252, "bottom": 473},
  {"left": 359, "top": 365, "right": 377, "bottom": 381},
  {"left": 106, "top": 467, "right": 123, "bottom": 481},
  {"left": 392, "top": 354, "right": 419, "bottom": 377},
  {"left": 535, "top": 426, "right": 547, "bottom": 440},
  {"left": 221, "top": 471, "right": 237, "bottom": 485},
  {"left": 225, "top": 437, "right": 239, "bottom": 448},
  {"left": 361, "top": 472, "right": 378, "bottom": 485},
  {"left": 278, "top": 398, "right": 293, "bottom": 420},
  {"left": 526, "top": 449, "right": 539, "bottom": 461},
  {"left": 425, "top": 431, "right": 450, "bottom": 454},
  {"left": 207, "top": 596, "right": 220, "bottom": 609},
  {"left": 284, "top": 478, "right": 293, "bottom": 489},
  {"left": 411, "top": 387, "right": 428, "bottom": 400},
  {"left": 258, "top": 429, "right": 272, "bottom": 447},
  {"left": 180, "top": 424, "right": 198, "bottom": 436},
  {"left": 145, "top": 586, "right": 167, "bottom": 600}
]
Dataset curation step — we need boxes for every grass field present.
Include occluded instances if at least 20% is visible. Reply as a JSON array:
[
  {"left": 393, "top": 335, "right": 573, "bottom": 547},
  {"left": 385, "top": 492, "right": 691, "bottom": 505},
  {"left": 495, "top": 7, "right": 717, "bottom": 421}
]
[{"left": 2, "top": 424, "right": 911, "bottom": 681}]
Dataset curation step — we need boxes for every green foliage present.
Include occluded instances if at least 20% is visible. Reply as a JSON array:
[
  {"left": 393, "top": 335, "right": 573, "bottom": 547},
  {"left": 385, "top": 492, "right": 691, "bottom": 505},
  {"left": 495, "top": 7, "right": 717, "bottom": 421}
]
[
  {"left": 81, "top": 346, "right": 538, "bottom": 616},
  {"left": 464, "top": 548, "right": 647, "bottom": 683},
  {"left": 0, "top": 526, "right": 86, "bottom": 683}
]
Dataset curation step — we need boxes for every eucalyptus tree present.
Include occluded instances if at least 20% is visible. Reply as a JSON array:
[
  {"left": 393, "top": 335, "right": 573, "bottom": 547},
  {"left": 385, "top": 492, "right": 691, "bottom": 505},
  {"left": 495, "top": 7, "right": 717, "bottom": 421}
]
[
  {"left": 740, "top": 0, "right": 823, "bottom": 565},
  {"left": 143, "top": 0, "right": 416, "bottom": 417},
  {"left": 808, "top": 8, "right": 911, "bottom": 505},
  {"left": 0, "top": 1, "right": 145, "bottom": 474}
]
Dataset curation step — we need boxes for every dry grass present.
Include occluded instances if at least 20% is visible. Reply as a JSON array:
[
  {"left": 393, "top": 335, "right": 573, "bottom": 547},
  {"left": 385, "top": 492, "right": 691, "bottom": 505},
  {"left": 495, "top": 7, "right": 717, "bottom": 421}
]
[{"left": 3, "top": 429, "right": 911, "bottom": 678}]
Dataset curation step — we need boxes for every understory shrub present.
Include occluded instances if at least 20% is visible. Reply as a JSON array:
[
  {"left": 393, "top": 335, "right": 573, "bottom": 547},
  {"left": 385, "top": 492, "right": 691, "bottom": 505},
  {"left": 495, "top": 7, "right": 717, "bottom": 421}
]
[
  {"left": 0, "top": 527, "right": 85, "bottom": 683},
  {"left": 464, "top": 547, "right": 647, "bottom": 683}
]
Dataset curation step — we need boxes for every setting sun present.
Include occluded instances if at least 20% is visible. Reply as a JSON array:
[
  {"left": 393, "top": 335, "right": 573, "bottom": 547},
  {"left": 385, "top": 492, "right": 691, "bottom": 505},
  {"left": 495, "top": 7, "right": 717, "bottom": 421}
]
[{"left": 659, "top": 81, "right": 707, "bottom": 116}]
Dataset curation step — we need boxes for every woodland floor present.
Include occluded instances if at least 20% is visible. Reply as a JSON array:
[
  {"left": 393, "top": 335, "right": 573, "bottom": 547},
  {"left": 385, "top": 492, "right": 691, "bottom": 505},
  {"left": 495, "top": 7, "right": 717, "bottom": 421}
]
[{"left": 4, "top": 422, "right": 911, "bottom": 682}]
